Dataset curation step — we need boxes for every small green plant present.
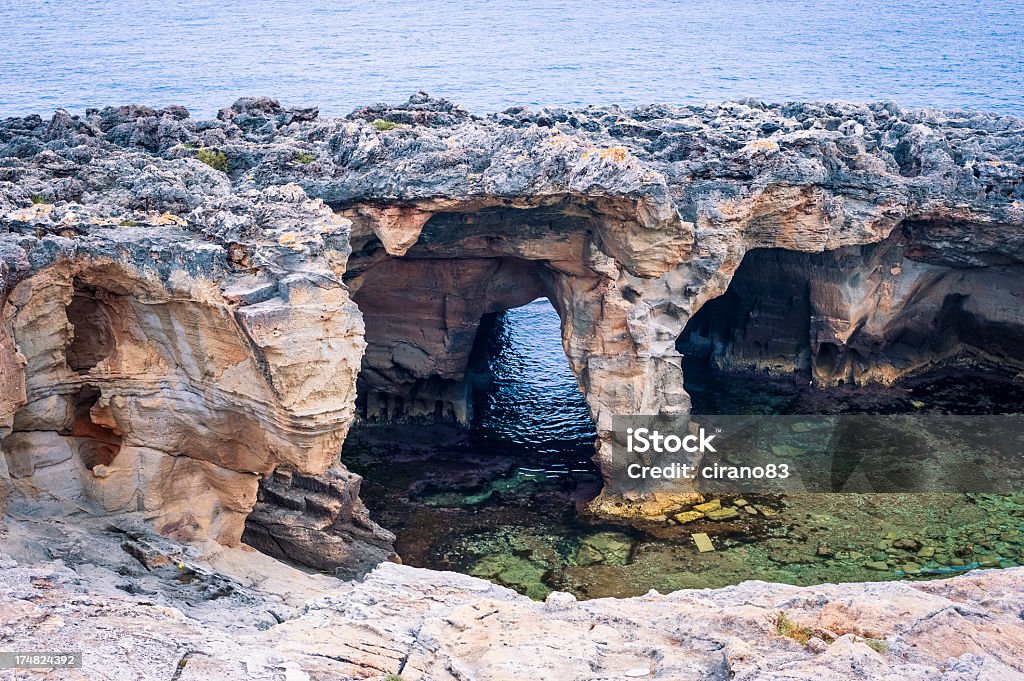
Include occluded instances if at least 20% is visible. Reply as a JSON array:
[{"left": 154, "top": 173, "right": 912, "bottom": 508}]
[
  {"left": 183, "top": 141, "right": 196, "bottom": 150},
  {"left": 863, "top": 638, "right": 888, "bottom": 655},
  {"left": 384, "top": 675, "right": 403, "bottom": 681},
  {"left": 371, "top": 118, "right": 401, "bottom": 132},
  {"left": 294, "top": 151, "right": 316, "bottom": 164},
  {"left": 119, "top": 218, "right": 138, "bottom": 227},
  {"left": 775, "top": 611, "right": 814, "bottom": 645},
  {"left": 197, "top": 148, "right": 228, "bottom": 172},
  {"left": 30, "top": 194, "right": 51, "bottom": 205}
]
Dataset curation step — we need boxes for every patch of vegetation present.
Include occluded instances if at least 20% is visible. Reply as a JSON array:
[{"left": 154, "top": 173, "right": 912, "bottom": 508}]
[
  {"left": 371, "top": 118, "right": 401, "bottom": 132},
  {"left": 863, "top": 638, "right": 889, "bottom": 655},
  {"left": 197, "top": 148, "right": 228, "bottom": 172},
  {"left": 30, "top": 194, "right": 51, "bottom": 205},
  {"left": 775, "top": 611, "right": 814, "bottom": 645},
  {"left": 183, "top": 141, "right": 196, "bottom": 150},
  {"left": 773, "top": 612, "right": 888, "bottom": 654},
  {"left": 119, "top": 218, "right": 137, "bottom": 227},
  {"left": 384, "top": 675, "right": 403, "bottom": 681},
  {"left": 294, "top": 151, "right": 316, "bottom": 164}
]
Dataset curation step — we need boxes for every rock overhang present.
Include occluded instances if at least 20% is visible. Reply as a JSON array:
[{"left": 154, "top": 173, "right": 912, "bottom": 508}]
[{"left": 0, "top": 93, "right": 1022, "bottom": 553}]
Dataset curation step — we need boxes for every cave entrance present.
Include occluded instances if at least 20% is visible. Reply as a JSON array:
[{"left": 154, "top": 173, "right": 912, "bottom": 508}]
[
  {"left": 70, "top": 386, "right": 123, "bottom": 471},
  {"left": 663, "top": 243, "right": 1024, "bottom": 601},
  {"left": 66, "top": 280, "right": 116, "bottom": 374},
  {"left": 678, "top": 245, "right": 1024, "bottom": 415},
  {"left": 344, "top": 247, "right": 602, "bottom": 586},
  {"left": 348, "top": 250, "right": 587, "bottom": 429},
  {"left": 677, "top": 248, "right": 815, "bottom": 415},
  {"left": 64, "top": 279, "right": 124, "bottom": 470},
  {"left": 348, "top": 264, "right": 596, "bottom": 445}
]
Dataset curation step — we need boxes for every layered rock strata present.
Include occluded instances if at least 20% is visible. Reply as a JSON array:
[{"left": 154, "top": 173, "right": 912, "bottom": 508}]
[
  {"left": 242, "top": 464, "right": 396, "bottom": 578},
  {"left": 0, "top": 152, "right": 381, "bottom": 559},
  {"left": 1, "top": 95, "right": 1023, "bottom": 548},
  {"left": 2, "top": 517, "right": 1023, "bottom": 680}
]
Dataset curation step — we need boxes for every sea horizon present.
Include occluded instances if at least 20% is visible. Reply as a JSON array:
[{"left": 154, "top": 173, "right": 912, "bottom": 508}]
[{"left": 2, "top": 0, "right": 1021, "bottom": 118}]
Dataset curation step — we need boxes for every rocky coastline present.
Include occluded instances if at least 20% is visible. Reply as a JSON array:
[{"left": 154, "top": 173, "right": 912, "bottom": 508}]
[{"left": 2, "top": 94, "right": 1023, "bottom": 678}]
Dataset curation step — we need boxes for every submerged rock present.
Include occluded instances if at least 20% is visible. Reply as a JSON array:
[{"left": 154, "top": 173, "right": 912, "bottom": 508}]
[
  {"left": 574, "top": 531, "right": 634, "bottom": 566},
  {"left": 692, "top": 532, "right": 716, "bottom": 552},
  {"left": 469, "top": 554, "right": 550, "bottom": 600},
  {"left": 893, "top": 537, "right": 922, "bottom": 552},
  {"left": 672, "top": 510, "right": 704, "bottom": 524},
  {"left": 705, "top": 506, "right": 741, "bottom": 521}
]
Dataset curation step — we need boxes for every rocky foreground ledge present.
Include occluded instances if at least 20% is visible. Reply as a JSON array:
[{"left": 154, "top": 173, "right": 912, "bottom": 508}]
[{"left": 2, "top": 517, "right": 1023, "bottom": 680}]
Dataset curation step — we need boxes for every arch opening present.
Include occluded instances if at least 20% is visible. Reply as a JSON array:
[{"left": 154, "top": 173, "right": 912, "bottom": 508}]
[
  {"left": 469, "top": 298, "right": 595, "bottom": 447},
  {"left": 70, "top": 386, "right": 122, "bottom": 471},
  {"left": 348, "top": 250, "right": 559, "bottom": 427},
  {"left": 64, "top": 280, "right": 125, "bottom": 471},
  {"left": 344, "top": 216, "right": 605, "bottom": 596},
  {"left": 679, "top": 241, "right": 1024, "bottom": 415},
  {"left": 345, "top": 293, "right": 603, "bottom": 598},
  {"left": 641, "top": 239, "right": 1024, "bottom": 600}
]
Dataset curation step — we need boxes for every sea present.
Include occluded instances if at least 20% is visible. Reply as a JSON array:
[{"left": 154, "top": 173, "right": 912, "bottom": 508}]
[{"left": 1, "top": 0, "right": 1021, "bottom": 118}]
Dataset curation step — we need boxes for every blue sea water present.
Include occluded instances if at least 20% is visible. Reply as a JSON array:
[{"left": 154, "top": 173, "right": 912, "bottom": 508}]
[
  {"left": 475, "top": 299, "right": 595, "bottom": 447},
  {"left": 1, "top": 0, "right": 1021, "bottom": 118}
]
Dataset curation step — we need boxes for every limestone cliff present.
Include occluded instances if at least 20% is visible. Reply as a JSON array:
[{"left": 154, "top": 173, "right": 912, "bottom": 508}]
[
  {"left": 1, "top": 95, "right": 1022, "bottom": 559},
  {"left": 0, "top": 143, "right": 389, "bottom": 564}
]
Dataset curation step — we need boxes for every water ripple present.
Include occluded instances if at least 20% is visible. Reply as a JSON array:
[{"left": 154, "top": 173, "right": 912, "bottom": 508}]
[
  {"left": 475, "top": 299, "right": 595, "bottom": 447},
  {"left": 1, "top": 1, "right": 1021, "bottom": 117}
]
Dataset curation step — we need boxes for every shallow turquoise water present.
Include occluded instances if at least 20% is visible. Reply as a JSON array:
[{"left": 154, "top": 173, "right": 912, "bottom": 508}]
[{"left": 1, "top": 1, "right": 1022, "bottom": 117}]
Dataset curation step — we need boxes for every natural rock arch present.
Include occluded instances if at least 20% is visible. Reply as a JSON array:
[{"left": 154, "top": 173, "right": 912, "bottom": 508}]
[
  {"left": 2, "top": 95, "right": 1022, "bottom": 568},
  {"left": 342, "top": 200, "right": 694, "bottom": 458}
]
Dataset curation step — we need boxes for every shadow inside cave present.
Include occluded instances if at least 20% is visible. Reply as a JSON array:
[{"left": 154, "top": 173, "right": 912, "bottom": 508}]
[{"left": 678, "top": 244, "right": 1024, "bottom": 416}]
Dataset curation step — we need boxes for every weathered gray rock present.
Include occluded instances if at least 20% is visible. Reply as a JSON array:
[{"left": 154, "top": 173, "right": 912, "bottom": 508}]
[
  {"left": 242, "top": 464, "right": 397, "bottom": 579},
  {"left": 2, "top": 93, "right": 1022, "bottom": 536},
  {"left": 1, "top": 516, "right": 1023, "bottom": 680}
]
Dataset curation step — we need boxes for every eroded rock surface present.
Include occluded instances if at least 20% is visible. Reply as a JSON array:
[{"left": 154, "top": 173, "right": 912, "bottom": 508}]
[
  {"left": 1, "top": 516, "right": 1022, "bottom": 680},
  {"left": 0, "top": 149, "right": 377, "bottom": 555},
  {"left": 2, "top": 94, "right": 1023, "bottom": 540},
  {"left": 242, "top": 464, "right": 397, "bottom": 578}
]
